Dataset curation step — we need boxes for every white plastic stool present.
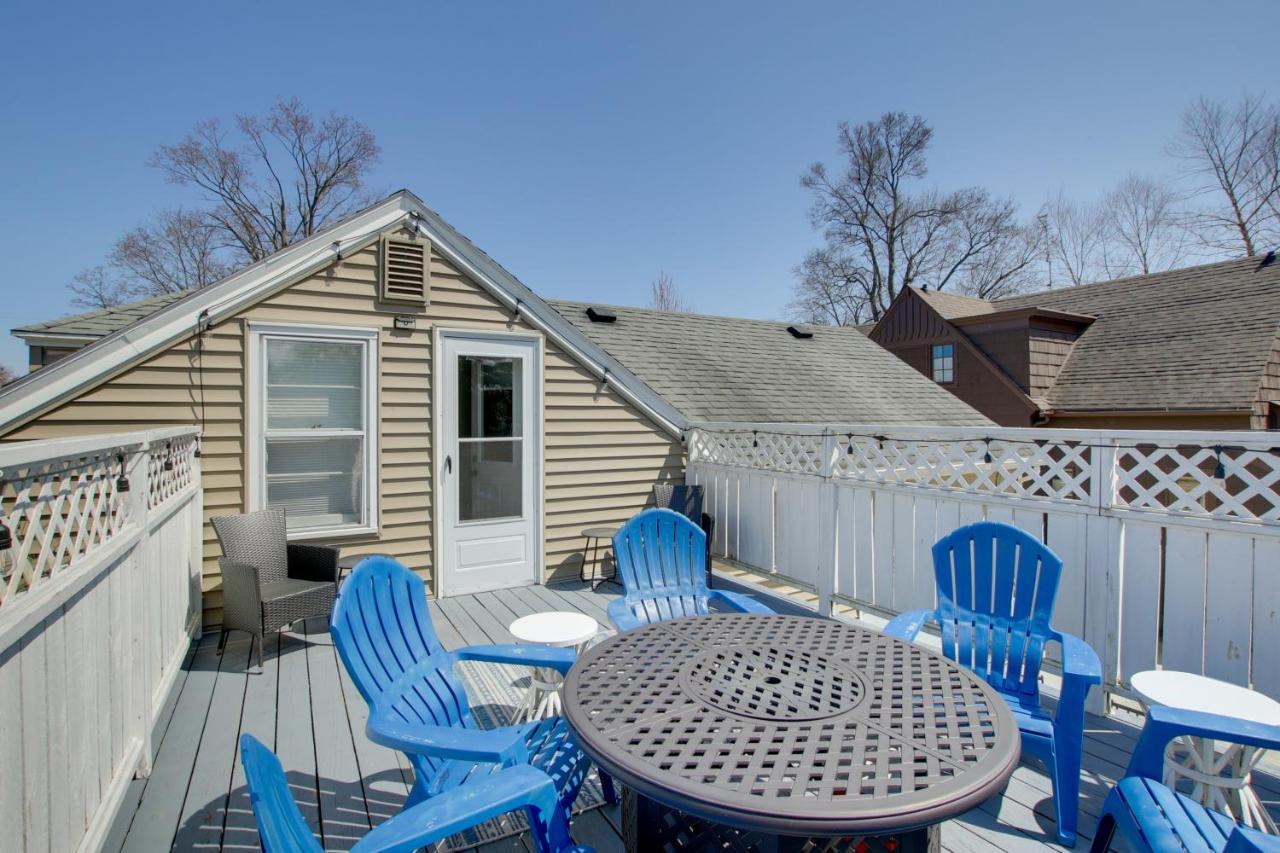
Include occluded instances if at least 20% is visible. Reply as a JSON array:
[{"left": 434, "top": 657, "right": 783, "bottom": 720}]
[{"left": 509, "top": 611, "right": 599, "bottom": 721}]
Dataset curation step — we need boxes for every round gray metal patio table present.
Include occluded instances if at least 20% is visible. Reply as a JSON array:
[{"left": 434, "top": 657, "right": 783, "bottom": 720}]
[{"left": 562, "top": 613, "right": 1020, "bottom": 852}]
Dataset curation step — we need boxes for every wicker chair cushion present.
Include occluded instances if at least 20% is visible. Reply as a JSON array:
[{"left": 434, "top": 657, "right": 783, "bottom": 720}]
[
  {"left": 260, "top": 579, "right": 336, "bottom": 635},
  {"left": 211, "top": 508, "right": 290, "bottom": 584}
]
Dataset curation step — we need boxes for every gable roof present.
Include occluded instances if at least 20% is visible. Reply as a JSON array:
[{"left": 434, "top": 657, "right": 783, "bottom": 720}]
[
  {"left": 891, "top": 255, "right": 1280, "bottom": 415},
  {"left": 549, "top": 301, "right": 991, "bottom": 425},
  {"left": 914, "top": 289, "right": 997, "bottom": 320},
  {"left": 0, "top": 191, "right": 687, "bottom": 436}
]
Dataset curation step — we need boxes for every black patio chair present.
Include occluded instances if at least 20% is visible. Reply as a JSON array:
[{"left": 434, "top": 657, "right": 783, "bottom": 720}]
[
  {"left": 211, "top": 507, "right": 340, "bottom": 668},
  {"left": 652, "top": 483, "right": 715, "bottom": 587}
]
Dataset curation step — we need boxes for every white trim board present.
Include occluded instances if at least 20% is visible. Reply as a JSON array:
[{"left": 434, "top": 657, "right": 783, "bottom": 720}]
[{"left": 0, "top": 190, "right": 686, "bottom": 439}]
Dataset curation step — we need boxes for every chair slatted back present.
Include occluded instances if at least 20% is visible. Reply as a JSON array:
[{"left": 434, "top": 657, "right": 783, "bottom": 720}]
[
  {"left": 932, "top": 521, "right": 1063, "bottom": 702},
  {"left": 330, "top": 556, "right": 472, "bottom": 780},
  {"left": 240, "top": 734, "right": 324, "bottom": 853},
  {"left": 613, "top": 508, "right": 709, "bottom": 626}
]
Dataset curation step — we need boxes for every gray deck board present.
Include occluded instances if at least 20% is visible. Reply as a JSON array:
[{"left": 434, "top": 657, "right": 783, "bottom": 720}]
[{"left": 109, "top": 578, "right": 1280, "bottom": 852}]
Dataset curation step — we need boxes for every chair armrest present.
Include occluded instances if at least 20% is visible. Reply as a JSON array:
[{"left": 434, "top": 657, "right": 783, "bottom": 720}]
[
  {"left": 1128, "top": 705, "right": 1280, "bottom": 781},
  {"left": 455, "top": 643, "right": 578, "bottom": 675},
  {"left": 608, "top": 597, "right": 643, "bottom": 632},
  {"left": 1052, "top": 630, "right": 1102, "bottom": 684},
  {"left": 286, "top": 543, "right": 340, "bottom": 584},
  {"left": 707, "top": 589, "right": 774, "bottom": 615},
  {"left": 218, "top": 559, "right": 264, "bottom": 628},
  {"left": 367, "top": 712, "right": 530, "bottom": 766},
  {"left": 353, "top": 764, "right": 563, "bottom": 853},
  {"left": 1224, "top": 824, "right": 1280, "bottom": 852},
  {"left": 883, "top": 609, "right": 935, "bottom": 642}
]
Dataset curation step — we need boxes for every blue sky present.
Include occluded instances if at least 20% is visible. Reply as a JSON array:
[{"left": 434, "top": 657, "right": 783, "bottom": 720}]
[{"left": 1, "top": 1, "right": 1275, "bottom": 373}]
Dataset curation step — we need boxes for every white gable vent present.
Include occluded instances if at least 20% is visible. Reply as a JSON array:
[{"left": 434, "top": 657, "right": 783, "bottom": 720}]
[{"left": 379, "top": 233, "right": 430, "bottom": 305}]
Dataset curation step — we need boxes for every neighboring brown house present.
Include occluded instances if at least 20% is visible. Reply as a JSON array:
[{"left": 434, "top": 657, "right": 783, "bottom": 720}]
[{"left": 869, "top": 254, "right": 1280, "bottom": 429}]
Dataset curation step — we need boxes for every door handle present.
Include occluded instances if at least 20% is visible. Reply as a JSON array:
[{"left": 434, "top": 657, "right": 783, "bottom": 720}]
[{"left": 444, "top": 454, "right": 452, "bottom": 474}]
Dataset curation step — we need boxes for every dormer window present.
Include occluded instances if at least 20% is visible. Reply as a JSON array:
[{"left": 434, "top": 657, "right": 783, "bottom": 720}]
[{"left": 932, "top": 344, "right": 955, "bottom": 384}]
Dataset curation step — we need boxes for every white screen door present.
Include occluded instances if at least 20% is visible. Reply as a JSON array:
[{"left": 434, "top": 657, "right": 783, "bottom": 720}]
[{"left": 439, "top": 333, "right": 540, "bottom": 595}]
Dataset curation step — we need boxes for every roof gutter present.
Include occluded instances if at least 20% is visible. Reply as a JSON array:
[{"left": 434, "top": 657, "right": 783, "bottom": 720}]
[{"left": 10, "top": 332, "right": 102, "bottom": 348}]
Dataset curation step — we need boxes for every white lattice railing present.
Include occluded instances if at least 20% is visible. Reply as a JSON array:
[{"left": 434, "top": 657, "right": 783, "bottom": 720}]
[
  {"left": 0, "top": 427, "right": 202, "bottom": 853},
  {"left": 688, "top": 423, "right": 1280, "bottom": 524},
  {"left": 687, "top": 422, "right": 1280, "bottom": 715}
]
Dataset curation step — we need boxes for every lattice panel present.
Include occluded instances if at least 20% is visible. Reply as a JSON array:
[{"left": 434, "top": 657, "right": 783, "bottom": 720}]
[
  {"left": 147, "top": 433, "right": 198, "bottom": 509},
  {"left": 836, "top": 434, "right": 1093, "bottom": 504},
  {"left": 565, "top": 614, "right": 1017, "bottom": 833},
  {"left": 687, "top": 429, "right": 825, "bottom": 476},
  {"left": 1, "top": 448, "right": 130, "bottom": 609},
  {"left": 1114, "top": 443, "right": 1280, "bottom": 521}
]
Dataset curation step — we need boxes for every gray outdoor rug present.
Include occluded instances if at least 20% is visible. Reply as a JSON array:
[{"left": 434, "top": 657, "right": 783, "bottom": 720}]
[{"left": 436, "top": 656, "right": 613, "bottom": 851}]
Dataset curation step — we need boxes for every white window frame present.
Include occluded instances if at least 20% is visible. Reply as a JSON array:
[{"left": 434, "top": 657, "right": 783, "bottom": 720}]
[
  {"left": 932, "top": 343, "right": 955, "bottom": 385},
  {"left": 247, "top": 322, "right": 380, "bottom": 540}
]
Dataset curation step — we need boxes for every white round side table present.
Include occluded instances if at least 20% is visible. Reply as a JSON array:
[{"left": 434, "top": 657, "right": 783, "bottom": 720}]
[
  {"left": 509, "top": 611, "right": 599, "bottom": 722},
  {"left": 1131, "top": 670, "right": 1280, "bottom": 833}
]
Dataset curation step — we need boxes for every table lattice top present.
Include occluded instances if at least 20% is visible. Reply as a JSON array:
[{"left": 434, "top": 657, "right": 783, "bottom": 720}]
[{"left": 562, "top": 613, "right": 1020, "bottom": 835}]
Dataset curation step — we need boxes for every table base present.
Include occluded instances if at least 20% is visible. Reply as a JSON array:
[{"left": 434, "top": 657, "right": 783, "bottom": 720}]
[
  {"left": 1166, "top": 737, "right": 1278, "bottom": 834},
  {"left": 514, "top": 666, "right": 563, "bottom": 722},
  {"left": 621, "top": 789, "right": 940, "bottom": 853}
]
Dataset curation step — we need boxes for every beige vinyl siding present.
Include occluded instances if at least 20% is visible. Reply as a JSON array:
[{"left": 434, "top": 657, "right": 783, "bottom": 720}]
[{"left": 3, "top": 236, "right": 683, "bottom": 626}]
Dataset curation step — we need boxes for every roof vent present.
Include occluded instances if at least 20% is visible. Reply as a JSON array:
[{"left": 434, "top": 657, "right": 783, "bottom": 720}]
[
  {"left": 586, "top": 306, "right": 617, "bottom": 323},
  {"left": 379, "top": 233, "right": 430, "bottom": 305},
  {"left": 787, "top": 325, "right": 814, "bottom": 339},
  {"left": 1259, "top": 250, "right": 1277, "bottom": 269}
]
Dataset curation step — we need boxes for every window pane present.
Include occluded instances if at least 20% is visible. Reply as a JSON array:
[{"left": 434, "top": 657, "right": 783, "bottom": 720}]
[
  {"left": 459, "top": 439, "right": 522, "bottom": 521},
  {"left": 266, "top": 338, "right": 364, "bottom": 430},
  {"left": 266, "top": 436, "right": 364, "bottom": 529},
  {"left": 458, "top": 356, "right": 522, "bottom": 439}
]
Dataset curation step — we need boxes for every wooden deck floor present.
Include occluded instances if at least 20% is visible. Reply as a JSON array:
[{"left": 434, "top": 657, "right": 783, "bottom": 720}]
[{"left": 106, "top": 576, "right": 1280, "bottom": 852}]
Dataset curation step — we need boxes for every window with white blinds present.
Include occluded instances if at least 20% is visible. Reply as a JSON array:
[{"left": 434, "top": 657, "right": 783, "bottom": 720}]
[{"left": 250, "top": 325, "right": 378, "bottom": 536}]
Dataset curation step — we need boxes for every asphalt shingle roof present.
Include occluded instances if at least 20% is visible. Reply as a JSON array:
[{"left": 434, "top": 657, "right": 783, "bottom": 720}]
[
  {"left": 915, "top": 289, "right": 997, "bottom": 320},
  {"left": 549, "top": 300, "right": 990, "bottom": 425},
  {"left": 987, "top": 255, "right": 1280, "bottom": 412},
  {"left": 14, "top": 290, "right": 193, "bottom": 337}
]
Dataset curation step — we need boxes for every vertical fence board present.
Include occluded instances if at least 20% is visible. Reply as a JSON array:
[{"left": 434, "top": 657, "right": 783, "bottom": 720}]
[
  {"left": 854, "top": 488, "right": 874, "bottom": 603},
  {"left": 1204, "top": 532, "right": 1253, "bottom": 686},
  {"left": 1118, "top": 523, "right": 1161, "bottom": 686},
  {"left": 911, "top": 498, "right": 938, "bottom": 613},
  {"left": 1162, "top": 527, "right": 1207, "bottom": 675},
  {"left": 1253, "top": 539, "right": 1280, "bottom": 696},
  {"left": 19, "top": 630, "right": 50, "bottom": 852},
  {"left": 891, "top": 493, "right": 916, "bottom": 611},
  {"left": 834, "top": 485, "right": 857, "bottom": 601},
  {"left": 872, "top": 491, "right": 894, "bottom": 609},
  {"left": 0, "top": 640, "right": 23, "bottom": 853},
  {"left": 1047, "top": 512, "right": 1089, "bottom": 645}
]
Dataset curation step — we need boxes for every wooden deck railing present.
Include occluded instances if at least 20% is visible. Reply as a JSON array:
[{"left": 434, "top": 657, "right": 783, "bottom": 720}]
[
  {"left": 687, "top": 422, "right": 1280, "bottom": 715},
  {"left": 0, "top": 427, "right": 202, "bottom": 853}
]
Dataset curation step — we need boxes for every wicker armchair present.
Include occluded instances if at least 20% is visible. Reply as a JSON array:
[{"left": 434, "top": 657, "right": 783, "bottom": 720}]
[
  {"left": 211, "top": 508, "right": 340, "bottom": 667},
  {"left": 652, "top": 483, "right": 714, "bottom": 587}
]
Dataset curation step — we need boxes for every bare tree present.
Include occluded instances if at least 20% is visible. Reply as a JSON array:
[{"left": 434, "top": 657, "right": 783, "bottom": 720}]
[
  {"left": 0, "top": 365, "right": 15, "bottom": 385},
  {"left": 1103, "top": 174, "right": 1187, "bottom": 275},
  {"left": 112, "top": 209, "right": 234, "bottom": 295},
  {"left": 1041, "top": 192, "right": 1111, "bottom": 285},
  {"left": 67, "top": 99, "right": 381, "bottom": 309},
  {"left": 649, "top": 271, "right": 691, "bottom": 312},
  {"left": 69, "top": 266, "right": 132, "bottom": 310},
  {"left": 1173, "top": 94, "right": 1280, "bottom": 256},
  {"left": 787, "top": 249, "right": 866, "bottom": 325},
  {"left": 152, "top": 98, "right": 381, "bottom": 262},
  {"left": 795, "top": 113, "right": 1042, "bottom": 323}
]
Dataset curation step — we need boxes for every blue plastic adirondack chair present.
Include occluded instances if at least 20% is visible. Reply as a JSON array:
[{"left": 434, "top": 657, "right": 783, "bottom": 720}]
[
  {"left": 1090, "top": 706, "right": 1280, "bottom": 852},
  {"left": 330, "top": 557, "right": 612, "bottom": 853},
  {"left": 608, "top": 508, "right": 774, "bottom": 632},
  {"left": 239, "top": 734, "right": 592, "bottom": 853},
  {"left": 884, "top": 521, "right": 1102, "bottom": 846}
]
